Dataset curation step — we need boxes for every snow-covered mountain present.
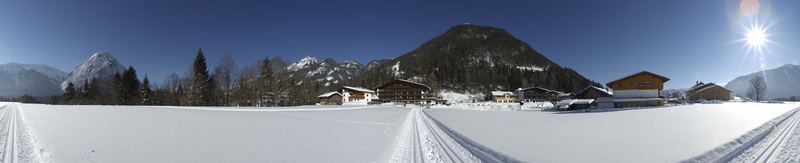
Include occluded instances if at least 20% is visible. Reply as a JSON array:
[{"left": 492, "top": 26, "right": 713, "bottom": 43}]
[
  {"left": 286, "top": 56, "right": 365, "bottom": 86},
  {"left": 0, "top": 63, "right": 67, "bottom": 96},
  {"left": 61, "top": 52, "right": 125, "bottom": 90},
  {"left": 725, "top": 64, "right": 800, "bottom": 99}
]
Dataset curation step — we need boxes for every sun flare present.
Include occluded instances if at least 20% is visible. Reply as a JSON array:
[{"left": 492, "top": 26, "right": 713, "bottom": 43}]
[{"left": 744, "top": 23, "right": 768, "bottom": 53}]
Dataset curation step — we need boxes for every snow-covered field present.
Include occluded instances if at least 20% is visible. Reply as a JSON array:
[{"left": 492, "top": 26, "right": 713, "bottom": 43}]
[
  {"left": 0, "top": 102, "right": 797, "bottom": 162},
  {"left": 12, "top": 103, "right": 409, "bottom": 162},
  {"left": 427, "top": 102, "right": 800, "bottom": 162}
]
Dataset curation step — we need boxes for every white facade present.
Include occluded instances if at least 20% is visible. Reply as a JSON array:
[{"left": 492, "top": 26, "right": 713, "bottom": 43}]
[
  {"left": 341, "top": 86, "right": 378, "bottom": 104},
  {"left": 612, "top": 89, "right": 660, "bottom": 98}
]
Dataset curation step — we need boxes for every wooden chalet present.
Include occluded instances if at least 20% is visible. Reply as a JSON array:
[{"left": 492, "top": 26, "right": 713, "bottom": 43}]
[
  {"left": 516, "top": 87, "right": 571, "bottom": 102},
  {"left": 340, "top": 86, "right": 378, "bottom": 103},
  {"left": 686, "top": 82, "right": 732, "bottom": 101},
  {"left": 491, "top": 91, "right": 518, "bottom": 103},
  {"left": 318, "top": 92, "right": 343, "bottom": 105},
  {"left": 605, "top": 71, "right": 670, "bottom": 108}
]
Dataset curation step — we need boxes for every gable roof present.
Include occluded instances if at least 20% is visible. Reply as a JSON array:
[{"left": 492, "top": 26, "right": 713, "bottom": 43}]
[
  {"left": 491, "top": 91, "right": 515, "bottom": 96},
  {"left": 579, "top": 86, "right": 613, "bottom": 96},
  {"left": 375, "top": 79, "right": 432, "bottom": 91},
  {"left": 518, "top": 87, "right": 571, "bottom": 97},
  {"left": 606, "top": 71, "right": 670, "bottom": 86},
  {"left": 318, "top": 92, "right": 341, "bottom": 98},
  {"left": 688, "top": 83, "right": 731, "bottom": 93},
  {"left": 341, "top": 86, "right": 375, "bottom": 93}
]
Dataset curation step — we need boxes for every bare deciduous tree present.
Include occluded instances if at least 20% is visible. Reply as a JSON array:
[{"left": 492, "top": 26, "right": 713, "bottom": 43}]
[
  {"left": 214, "top": 54, "right": 238, "bottom": 106},
  {"left": 747, "top": 75, "right": 767, "bottom": 101}
]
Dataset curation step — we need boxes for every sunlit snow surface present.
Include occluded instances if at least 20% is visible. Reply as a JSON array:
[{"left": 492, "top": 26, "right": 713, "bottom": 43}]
[
  {"left": 17, "top": 104, "right": 408, "bottom": 163},
  {"left": 4, "top": 102, "right": 798, "bottom": 162},
  {"left": 427, "top": 102, "right": 799, "bottom": 162}
]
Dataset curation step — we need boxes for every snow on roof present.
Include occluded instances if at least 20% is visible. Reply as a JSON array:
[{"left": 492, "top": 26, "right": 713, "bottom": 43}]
[
  {"left": 556, "top": 99, "right": 595, "bottom": 107},
  {"left": 606, "top": 71, "right": 670, "bottom": 86},
  {"left": 519, "top": 87, "right": 564, "bottom": 94},
  {"left": 491, "top": 91, "right": 514, "bottom": 96},
  {"left": 318, "top": 92, "right": 341, "bottom": 98},
  {"left": 693, "top": 83, "right": 732, "bottom": 93},
  {"left": 342, "top": 86, "right": 375, "bottom": 93},
  {"left": 581, "top": 86, "right": 613, "bottom": 96}
]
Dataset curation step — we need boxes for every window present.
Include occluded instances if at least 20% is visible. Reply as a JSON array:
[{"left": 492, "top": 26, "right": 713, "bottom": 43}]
[
  {"left": 641, "top": 81, "right": 653, "bottom": 86},
  {"left": 629, "top": 82, "right": 638, "bottom": 86}
]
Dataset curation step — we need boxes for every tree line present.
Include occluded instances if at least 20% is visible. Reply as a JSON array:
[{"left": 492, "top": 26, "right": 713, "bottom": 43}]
[{"left": 57, "top": 48, "right": 315, "bottom": 106}]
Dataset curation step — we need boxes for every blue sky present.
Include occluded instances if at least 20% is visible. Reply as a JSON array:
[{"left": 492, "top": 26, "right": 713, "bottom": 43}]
[{"left": 1, "top": 0, "right": 799, "bottom": 89}]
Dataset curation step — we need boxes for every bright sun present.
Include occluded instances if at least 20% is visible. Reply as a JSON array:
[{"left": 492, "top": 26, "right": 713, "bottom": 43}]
[{"left": 744, "top": 23, "right": 768, "bottom": 53}]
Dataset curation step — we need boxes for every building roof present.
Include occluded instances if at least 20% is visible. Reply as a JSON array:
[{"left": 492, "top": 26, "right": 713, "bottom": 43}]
[
  {"left": 580, "top": 86, "right": 613, "bottom": 96},
  {"left": 491, "top": 91, "right": 515, "bottom": 96},
  {"left": 341, "top": 86, "right": 375, "bottom": 93},
  {"left": 688, "top": 83, "right": 731, "bottom": 93},
  {"left": 556, "top": 99, "right": 595, "bottom": 109},
  {"left": 375, "top": 79, "right": 432, "bottom": 91},
  {"left": 605, "top": 71, "right": 670, "bottom": 87},
  {"left": 518, "top": 87, "right": 571, "bottom": 97},
  {"left": 318, "top": 92, "right": 341, "bottom": 98}
]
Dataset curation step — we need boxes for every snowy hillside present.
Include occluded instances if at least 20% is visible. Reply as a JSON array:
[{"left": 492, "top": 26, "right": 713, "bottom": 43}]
[
  {"left": 725, "top": 64, "right": 800, "bottom": 99},
  {"left": 61, "top": 52, "right": 125, "bottom": 89},
  {"left": 358, "top": 24, "right": 600, "bottom": 92},
  {"left": 0, "top": 63, "right": 67, "bottom": 96},
  {"left": 286, "top": 56, "right": 364, "bottom": 86}
]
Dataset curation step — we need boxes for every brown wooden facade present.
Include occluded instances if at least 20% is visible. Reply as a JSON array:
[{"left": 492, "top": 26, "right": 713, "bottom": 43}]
[
  {"left": 375, "top": 79, "right": 432, "bottom": 103},
  {"left": 603, "top": 71, "right": 670, "bottom": 108},
  {"left": 686, "top": 83, "right": 732, "bottom": 101},
  {"left": 318, "top": 92, "right": 343, "bottom": 105},
  {"left": 605, "top": 71, "right": 669, "bottom": 91},
  {"left": 516, "top": 87, "right": 570, "bottom": 102}
]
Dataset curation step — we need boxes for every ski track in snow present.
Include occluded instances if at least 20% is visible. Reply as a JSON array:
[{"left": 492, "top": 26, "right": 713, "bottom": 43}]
[
  {"left": 729, "top": 108, "right": 800, "bottom": 163},
  {"left": 0, "top": 103, "right": 42, "bottom": 163},
  {"left": 389, "top": 108, "right": 519, "bottom": 163}
]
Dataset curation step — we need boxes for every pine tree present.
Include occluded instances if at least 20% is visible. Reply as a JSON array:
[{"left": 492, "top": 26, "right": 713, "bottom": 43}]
[
  {"left": 79, "top": 79, "right": 90, "bottom": 103},
  {"left": 140, "top": 75, "right": 152, "bottom": 105},
  {"left": 122, "top": 66, "right": 141, "bottom": 105},
  {"left": 207, "top": 74, "right": 218, "bottom": 106},
  {"left": 425, "top": 71, "right": 440, "bottom": 95},
  {"left": 112, "top": 72, "right": 125, "bottom": 105},
  {"left": 62, "top": 82, "right": 76, "bottom": 104},
  {"left": 190, "top": 48, "right": 211, "bottom": 106},
  {"left": 176, "top": 83, "right": 185, "bottom": 106},
  {"left": 86, "top": 77, "right": 100, "bottom": 104},
  {"left": 257, "top": 58, "right": 275, "bottom": 106}
]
